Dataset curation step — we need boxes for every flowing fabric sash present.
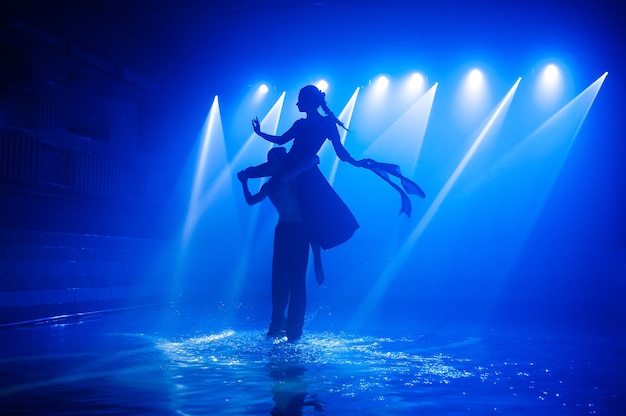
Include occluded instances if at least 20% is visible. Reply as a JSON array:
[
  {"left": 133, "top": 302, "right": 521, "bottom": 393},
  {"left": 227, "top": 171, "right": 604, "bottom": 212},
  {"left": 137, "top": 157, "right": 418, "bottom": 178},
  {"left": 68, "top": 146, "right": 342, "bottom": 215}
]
[{"left": 361, "top": 159, "right": 425, "bottom": 218}]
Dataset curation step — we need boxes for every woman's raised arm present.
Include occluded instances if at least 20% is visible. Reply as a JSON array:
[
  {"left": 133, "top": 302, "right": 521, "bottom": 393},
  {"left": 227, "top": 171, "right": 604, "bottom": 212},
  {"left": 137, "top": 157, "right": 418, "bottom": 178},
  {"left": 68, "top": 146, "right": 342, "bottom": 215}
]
[{"left": 252, "top": 117, "right": 297, "bottom": 145}]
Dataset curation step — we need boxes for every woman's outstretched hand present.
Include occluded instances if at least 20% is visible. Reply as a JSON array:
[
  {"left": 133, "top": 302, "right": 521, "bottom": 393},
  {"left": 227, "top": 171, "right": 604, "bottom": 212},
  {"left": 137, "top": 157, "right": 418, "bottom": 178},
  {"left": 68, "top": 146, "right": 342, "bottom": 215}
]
[{"left": 251, "top": 117, "right": 261, "bottom": 135}]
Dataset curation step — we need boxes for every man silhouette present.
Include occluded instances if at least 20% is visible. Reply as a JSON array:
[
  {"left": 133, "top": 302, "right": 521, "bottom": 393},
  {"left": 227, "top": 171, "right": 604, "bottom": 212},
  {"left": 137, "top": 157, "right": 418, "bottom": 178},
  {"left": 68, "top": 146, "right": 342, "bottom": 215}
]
[{"left": 238, "top": 147, "right": 324, "bottom": 342}]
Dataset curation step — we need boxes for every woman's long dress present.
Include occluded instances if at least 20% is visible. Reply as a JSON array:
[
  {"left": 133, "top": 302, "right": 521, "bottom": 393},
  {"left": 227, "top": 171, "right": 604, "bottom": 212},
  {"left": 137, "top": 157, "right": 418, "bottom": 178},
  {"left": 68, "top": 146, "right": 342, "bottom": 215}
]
[
  {"left": 285, "top": 116, "right": 359, "bottom": 249},
  {"left": 294, "top": 164, "right": 359, "bottom": 250}
]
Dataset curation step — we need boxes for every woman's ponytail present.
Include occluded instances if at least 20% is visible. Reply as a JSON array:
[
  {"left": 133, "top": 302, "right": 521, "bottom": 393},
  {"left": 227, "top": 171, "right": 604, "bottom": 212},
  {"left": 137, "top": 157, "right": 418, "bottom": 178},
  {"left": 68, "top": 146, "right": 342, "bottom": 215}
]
[{"left": 320, "top": 92, "right": 349, "bottom": 132}]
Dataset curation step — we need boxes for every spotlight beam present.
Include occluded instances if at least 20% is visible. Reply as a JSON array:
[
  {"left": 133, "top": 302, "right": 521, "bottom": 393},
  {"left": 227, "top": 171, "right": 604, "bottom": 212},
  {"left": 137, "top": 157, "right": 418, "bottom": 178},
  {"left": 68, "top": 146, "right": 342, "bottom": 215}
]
[
  {"left": 225, "top": 92, "right": 286, "bottom": 307},
  {"left": 183, "top": 96, "right": 224, "bottom": 243},
  {"left": 362, "top": 83, "right": 438, "bottom": 177},
  {"left": 349, "top": 78, "right": 522, "bottom": 328},
  {"left": 483, "top": 72, "right": 608, "bottom": 279},
  {"left": 173, "top": 96, "right": 226, "bottom": 302},
  {"left": 193, "top": 92, "right": 285, "bottom": 218}
]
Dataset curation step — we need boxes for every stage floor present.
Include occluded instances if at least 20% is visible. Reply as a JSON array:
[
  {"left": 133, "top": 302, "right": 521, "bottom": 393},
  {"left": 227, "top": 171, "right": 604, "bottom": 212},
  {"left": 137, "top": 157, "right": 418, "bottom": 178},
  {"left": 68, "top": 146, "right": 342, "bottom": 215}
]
[{"left": 0, "top": 303, "right": 623, "bottom": 415}]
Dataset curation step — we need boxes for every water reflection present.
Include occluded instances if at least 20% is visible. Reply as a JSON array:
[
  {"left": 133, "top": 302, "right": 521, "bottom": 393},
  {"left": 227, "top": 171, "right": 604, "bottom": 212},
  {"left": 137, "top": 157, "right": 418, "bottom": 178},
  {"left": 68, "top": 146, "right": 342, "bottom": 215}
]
[
  {"left": 267, "top": 343, "right": 324, "bottom": 415},
  {"left": 155, "top": 328, "right": 479, "bottom": 414},
  {"left": 1, "top": 313, "right": 618, "bottom": 415}
]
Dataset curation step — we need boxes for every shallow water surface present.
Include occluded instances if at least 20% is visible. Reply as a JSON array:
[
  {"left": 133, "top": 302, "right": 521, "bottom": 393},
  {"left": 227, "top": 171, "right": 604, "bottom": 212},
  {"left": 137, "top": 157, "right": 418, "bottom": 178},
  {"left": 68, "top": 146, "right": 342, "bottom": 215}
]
[{"left": 0, "top": 305, "right": 623, "bottom": 415}]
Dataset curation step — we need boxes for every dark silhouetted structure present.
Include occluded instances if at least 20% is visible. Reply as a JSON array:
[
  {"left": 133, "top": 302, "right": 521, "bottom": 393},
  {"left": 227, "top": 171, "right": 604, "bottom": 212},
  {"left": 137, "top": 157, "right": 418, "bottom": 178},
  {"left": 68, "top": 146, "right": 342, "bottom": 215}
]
[{"left": 239, "top": 147, "right": 323, "bottom": 341}]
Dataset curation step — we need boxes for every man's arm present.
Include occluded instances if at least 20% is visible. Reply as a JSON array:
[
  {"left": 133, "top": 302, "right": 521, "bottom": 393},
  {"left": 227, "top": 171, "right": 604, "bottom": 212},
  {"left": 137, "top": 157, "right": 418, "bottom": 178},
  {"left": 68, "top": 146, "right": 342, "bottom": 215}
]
[
  {"left": 241, "top": 161, "right": 281, "bottom": 179},
  {"left": 238, "top": 171, "right": 268, "bottom": 205}
]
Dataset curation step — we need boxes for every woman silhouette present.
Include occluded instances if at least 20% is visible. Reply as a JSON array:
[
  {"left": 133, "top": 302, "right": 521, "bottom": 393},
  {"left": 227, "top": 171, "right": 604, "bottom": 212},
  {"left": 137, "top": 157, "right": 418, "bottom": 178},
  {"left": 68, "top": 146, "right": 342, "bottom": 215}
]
[
  {"left": 241, "top": 84, "right": 425, "bottom": 250},
  {"left": 243, "top": 85, "right": 362, "bottom": 250}
]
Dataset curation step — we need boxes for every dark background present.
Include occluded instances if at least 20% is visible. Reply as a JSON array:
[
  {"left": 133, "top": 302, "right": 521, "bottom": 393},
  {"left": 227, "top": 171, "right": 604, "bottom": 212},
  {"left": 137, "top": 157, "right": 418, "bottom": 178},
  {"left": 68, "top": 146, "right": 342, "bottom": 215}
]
[{"left": 0, "top": 0, "right": 624, "bottom": 326}]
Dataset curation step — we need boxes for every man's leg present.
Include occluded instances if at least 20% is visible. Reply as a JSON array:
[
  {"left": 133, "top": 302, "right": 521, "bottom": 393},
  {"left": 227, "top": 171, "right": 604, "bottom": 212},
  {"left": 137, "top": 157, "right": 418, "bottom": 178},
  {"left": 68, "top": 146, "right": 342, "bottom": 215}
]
[
  {"left": 268, "top": 224, "right": 290, "bottom": 337},
  {"left": 285, "top": 223, "right": 310, "bottom": 341}
]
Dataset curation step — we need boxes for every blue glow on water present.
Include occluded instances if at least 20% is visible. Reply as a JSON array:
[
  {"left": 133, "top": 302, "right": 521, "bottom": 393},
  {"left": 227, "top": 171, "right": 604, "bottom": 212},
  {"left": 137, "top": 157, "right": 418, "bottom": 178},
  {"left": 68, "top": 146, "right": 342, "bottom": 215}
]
[{"left": 0, "top": 305, "right": 623, "bottom": 415}]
